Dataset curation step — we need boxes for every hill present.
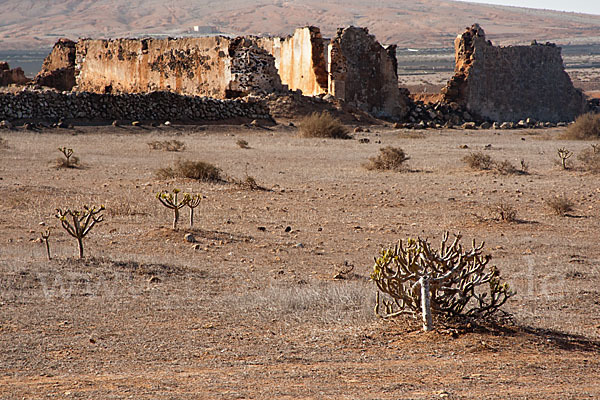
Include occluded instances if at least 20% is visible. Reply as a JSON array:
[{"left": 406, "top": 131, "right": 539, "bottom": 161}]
[{"left": 1, "top": 0, "right": 600, "bottom": 50}]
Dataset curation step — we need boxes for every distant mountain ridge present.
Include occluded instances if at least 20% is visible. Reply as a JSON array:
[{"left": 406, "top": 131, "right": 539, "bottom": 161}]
[{"left": 1, "top": 0, "right": 600, "bottom": 50}]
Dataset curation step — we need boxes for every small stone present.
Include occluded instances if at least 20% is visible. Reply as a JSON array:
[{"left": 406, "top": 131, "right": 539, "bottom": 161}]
[
  {"left": 132, "top": 121, "right": 141, "bottom": 126},
  {"left": 164, "top": 121, "right": 171, "bottom": 126},
  {"left": 148, "top": 276, "right": 161, "bottom": 283},
  {"left": 257, "top": 226, "right": 267, "bottom": 231},
  {"left": 284, "top": 226, "right": 292, "bottom": 233},
  {"left": 112, "top": 120, "right": 119, "bottom": 127},
  {"left": 295, "top": 243, "right": 304, "bottom": 248},
  {"left": 192, "top": 244, "right": 201, "bottom": 250},
  {"left": 354, "top": 126, "right": 363, "bottom": 133},
  {"left": 184, "top": 233, "right": 196, "bottom": 243}
]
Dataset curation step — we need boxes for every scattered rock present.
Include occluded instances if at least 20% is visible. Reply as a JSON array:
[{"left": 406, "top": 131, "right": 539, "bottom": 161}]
[
  {"left": 132, "top": 121, "right": 141, "bottom": 126},
  {"left": 284, "top": 226, "right": 292, "bottom": 233},
  {"left": 184, "top": 233, "right": 196, "bottom": 243}
]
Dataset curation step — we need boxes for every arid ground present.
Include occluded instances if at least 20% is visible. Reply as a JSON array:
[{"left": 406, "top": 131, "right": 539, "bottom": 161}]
[{"left": 1, "top": 121, "right": 599, "bottom": 398}]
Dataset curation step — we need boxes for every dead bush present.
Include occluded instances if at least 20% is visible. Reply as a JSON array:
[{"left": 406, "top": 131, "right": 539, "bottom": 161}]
[
  {"left": 463, "top": 152, "right": 494, "bottom": 170},
  {"left": 495, "top": 160, "right": 519, "bottom": 175},
  {"left": 156, "top": 160, "right": 222, "bottom": 182},
  {"left": 545, "top": 195, "right": 574, "bottom": 216},
  {"left": 364, "top": 146, "right": 410, "bottom": 171},
  {"left": 561, "top": 113, "right": 600, "bottom": 140},
  {"left": 298, "top": 112, "right": 350, "bottom": 139},
  {"left": 577, "top": 144, "right": 600, "bottom": 173},
  {"left": 0, "top": 137, "right": 8, "bottom": 149},
  {"left": 490, "top": 202, "right": 517, "bottom": 222},
  {"left": 147, "top": 140, "right": 186, "bottom": 152}
]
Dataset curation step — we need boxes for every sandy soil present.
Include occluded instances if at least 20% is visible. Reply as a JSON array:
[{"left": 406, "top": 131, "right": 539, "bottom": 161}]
[{"left": 1, "top": 122, "right": 600, "bottom": 399}]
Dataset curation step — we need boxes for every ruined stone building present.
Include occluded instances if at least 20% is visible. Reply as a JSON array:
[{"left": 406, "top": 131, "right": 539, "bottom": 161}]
[
  {"left": 0, "top": 62, "right": 29, "bottom": 86},
  {"left": 34, "top": 26, "right": 409, "bottom": 119},
  {"left": 441, "top": 24, "right": 586, "bottom": 122}
]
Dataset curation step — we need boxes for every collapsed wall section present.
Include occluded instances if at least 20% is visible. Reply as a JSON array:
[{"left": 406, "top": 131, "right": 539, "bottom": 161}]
[
  {"left": 328, "top": 27, "right": 408, "bottom": 119},
  {"left": 34, "top": 38, "right": 76, "bottom": 91},
  {"left": 441, "top": 24, "right": 586, "bottom": 122},
  {"left": 258, "top": 26, "right": 328, "bottom": 96},
  {"left": 74, "top": 37, "right": 282, "bottom": 98},
  {"left": 0, "top": 62, "right": 29, "bottom": 86}
]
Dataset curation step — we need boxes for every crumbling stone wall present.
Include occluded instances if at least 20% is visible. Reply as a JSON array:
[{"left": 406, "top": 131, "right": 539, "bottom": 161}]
[
  {"left": 441, "top": 24, "right": 586, "bottom": 122},
  {"left": 0, "top": 62, "right": 29, "bottom": 86},
  {"left": 328, "top": 27, "right": 408, "bottom": 118},
  {"left": 258, "top": 27, "right": 328, "bottom": 96},
  {"left": 34, "top": 38, "right": 76, "bottom": 91},
  {"left": 0, "top": 90, "right": 270, "bottom": 121},
  {"left": 74, "top": 37, "right": 282, "bottom": 98}
]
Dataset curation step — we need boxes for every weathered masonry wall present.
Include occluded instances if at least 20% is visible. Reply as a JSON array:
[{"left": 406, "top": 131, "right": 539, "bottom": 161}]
[
  {"left": 328, "top": 27, "right": 408, "bottom": 118},
  {"left": 0, "top": 91, "right": 271, "bottom": 121},
  {"left": 441, "top": 24, "right": 586, "bottom": 122},
  {"left": 75, "top": 37, "right": 282, "bottom": 98},
  {"left": 258, "top": 26, "right": 329, "bottom": 96}
]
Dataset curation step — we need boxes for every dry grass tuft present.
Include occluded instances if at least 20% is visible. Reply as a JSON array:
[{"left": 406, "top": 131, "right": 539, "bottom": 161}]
[
  {"left": 147, "top": 140, "right": 186, "bottom": 152},
  {"left": 156, "top": 160, "right": 222, "bottom": 182},
  {"left": 561, "top": 113, "right": 600, "bottom": 140},
  {"left": 221, "top": 280, "right": 374, "bottom": 326},
  {"left": 463, "top": 152, "right": 494, "bottom": 170},
  {"left": 364, "top": 146, "right": 410, "bottom": 171},
  {"left": 0, "top": 137, "right": 8, "bottom": 149},
  {"left": 495, "top": 160, "right": 520, "bottom": 175},
  {"left": 577, "top": 144, "right": 600, "bottom": 173},
  {"left": 298, "top": 112, "right": 350, "bottom": 139},
  {"left": 545, "top": 195, "right": 574, "bottom": 216},
  {"left": 490, "top": 202, "right": 517, "bottom": 222}
]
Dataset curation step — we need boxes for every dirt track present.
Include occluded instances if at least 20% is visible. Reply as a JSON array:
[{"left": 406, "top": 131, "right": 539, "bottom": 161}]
[{"left": 1, "top": 123, "right": 599, "bottom": 398}]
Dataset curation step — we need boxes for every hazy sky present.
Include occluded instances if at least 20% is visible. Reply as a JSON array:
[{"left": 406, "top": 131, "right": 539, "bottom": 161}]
[{"left": 455, "top": 0, "right": 600, "bottom": 15}]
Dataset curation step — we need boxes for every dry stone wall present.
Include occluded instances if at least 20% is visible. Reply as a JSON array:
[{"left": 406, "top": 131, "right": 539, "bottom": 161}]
[
  {"left": 442, "top": 24, "right": 586, "bottom": 122},
  {"left": 0, "top": 90, "right": 270, "bottom": 122}
]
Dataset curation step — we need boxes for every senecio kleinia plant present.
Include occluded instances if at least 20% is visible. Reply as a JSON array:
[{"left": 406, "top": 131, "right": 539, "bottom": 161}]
[
  {"left": 371, "top": 232, "right": 513, "bottom": 331},
  {"left": 157, "top": 189, "right": 202, "bottom": 229},
  {"left": 55, "top": 205, "right": 105, "bottom": 259}
]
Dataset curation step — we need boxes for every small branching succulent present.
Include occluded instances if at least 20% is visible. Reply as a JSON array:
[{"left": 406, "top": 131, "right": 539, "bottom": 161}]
[
  {"left": 40, "top": 229, "right": 51, "bottom": 260},
  {"left": 371, "top": 232, "right": 513, "bottom": 331},
  {"left": 56, "top": 147, "right": 80, "bottom": 169},
  {"left": 157, "top": 189, "right": 188, "bottom": 229},
  {"left": 185, "top": 193, "right": 202, "bottom": 228},
  {"left": 55, "top": 205, "right": 105, "bottom": 259},
  {"left": 557, "top": 148, "right": 573, "bottom": 170}
]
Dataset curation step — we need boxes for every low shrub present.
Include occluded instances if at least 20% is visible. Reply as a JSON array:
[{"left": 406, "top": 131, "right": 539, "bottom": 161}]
[
  {"left": 491, "top": 202, "right": 517, "bottom": 222},
  {"left": 545, "top": 195, "right": 574, "bottom": 216},
  {"left": 0, "top": 137, "right": 7, "bottom": 149},
  {"left": 463, "top": 152, "right": 494, "bottom": 170},
  {"left": 298, "top": 112, "right": 350, "bottom": 139},
  {"left": 147, "top": 140, "right": 186, "bottom": 152},
  {"left": 561, "top": 113, "right": 600, "bottom": 140},
  {"left": 364, "top": 146, "right": 410, "bottom": 171},
  {"left": 236, "top": 139, "right": 251, "bottom": 149},
  {"left": 156, "top": 160, "right": 222, "bottom": 182}
]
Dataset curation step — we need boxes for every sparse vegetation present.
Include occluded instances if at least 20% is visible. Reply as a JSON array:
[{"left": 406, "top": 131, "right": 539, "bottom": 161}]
[
  {"left": 56, "top": 147, "right": 80, "bottom": 169},
  {"left": 561, "top": 112, "right": 600, "bottom": 139},
  {"left": 55, "top": 205, "right": 105, "bottom": 259},
  {"left": 463, "top": 152, "right": 524, "bottom": 175},
  {"left": 147, "top": 140, "right": 186, "bottom": 152},
  {"left": 545, "top": 195, "right": 574, "bottom": 216},
  {"left": 463, "top": 151, "right": 494, "bottom": 170},
  {"left": 156, "top": 189, "right": 188, "bottom": 229},
  {"left": 185, "top": 193, "right": 202, "bottom": 228},
  {"left": 0, "top": 137, "right": 8, "bottom": 149},
  {"left": 491, "top": 202, "right": 517, "bottom": 222},
  {"left": 298, "top": 111, "right": 350, "bottom": 139},
  {"left": 156, "top": 160, "right": 222, "bottom": 182},
  {"left": 236, "top": 139, "right": 251, "bottom": 149},
  {"left": 557, "top": 148, "right": 573, "bottom": 170},
  {"left": 364, "top": 146, "right": 410, "bottom": 171},
  {"left": 371, "top": 232, "right": 513, "bottom": 331},
  {"left": 40, "top": 229, "right": 51, "bottom": 260},
  {"left": 577, "top": 144, "right": 600, "bottom": 173}
]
